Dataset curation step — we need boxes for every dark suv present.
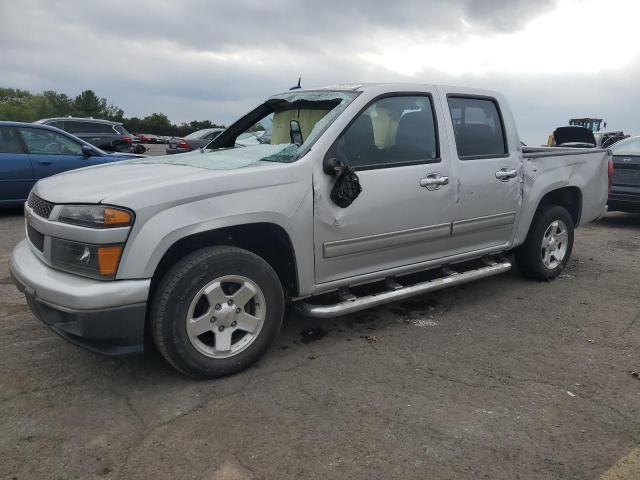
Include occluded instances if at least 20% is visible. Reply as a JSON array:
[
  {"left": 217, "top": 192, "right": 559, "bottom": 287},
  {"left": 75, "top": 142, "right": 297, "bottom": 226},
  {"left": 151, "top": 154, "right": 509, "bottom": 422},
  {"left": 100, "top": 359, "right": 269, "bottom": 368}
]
[{"left": 34, "top": 117, "right": 134, "bottom": 153}]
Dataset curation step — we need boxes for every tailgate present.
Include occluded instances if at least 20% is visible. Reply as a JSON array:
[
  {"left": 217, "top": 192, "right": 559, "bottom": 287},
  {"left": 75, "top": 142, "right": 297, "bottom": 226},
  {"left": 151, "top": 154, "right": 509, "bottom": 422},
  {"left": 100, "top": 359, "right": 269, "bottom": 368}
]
[{"left": 612, "top": 155, "right": 640, "bottom": 187}]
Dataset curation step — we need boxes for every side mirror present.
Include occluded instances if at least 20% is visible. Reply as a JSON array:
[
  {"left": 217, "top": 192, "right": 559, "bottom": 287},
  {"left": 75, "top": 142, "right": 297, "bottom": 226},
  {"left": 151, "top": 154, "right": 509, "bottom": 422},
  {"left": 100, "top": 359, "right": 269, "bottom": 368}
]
[
  {"left": 289, "top": 120, "right": 303, "bottom": 146},
  {"left": 81, "top": 145, "right": 95, "bottom": 157}
]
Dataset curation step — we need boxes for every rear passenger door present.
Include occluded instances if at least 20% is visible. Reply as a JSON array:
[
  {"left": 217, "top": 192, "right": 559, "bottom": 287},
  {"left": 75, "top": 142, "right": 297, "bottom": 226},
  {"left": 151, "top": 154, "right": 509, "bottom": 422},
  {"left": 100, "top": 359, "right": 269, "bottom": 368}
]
[
  {"left": 441, "top": 91, "right": 522, "bottom": 252},
  {"left": 64, "top": 120, "right": 112, "bottom": 150},
  {"left": 0, "top": 126, "right": 34, "bottom": 204},
  {"left": 313, "top": 93, "right": 455, "bottom": 285}
]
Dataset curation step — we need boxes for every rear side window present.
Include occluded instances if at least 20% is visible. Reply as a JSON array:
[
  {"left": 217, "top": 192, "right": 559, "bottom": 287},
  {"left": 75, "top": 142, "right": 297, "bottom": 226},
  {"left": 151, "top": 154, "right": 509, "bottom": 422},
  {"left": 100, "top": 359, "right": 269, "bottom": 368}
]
[
  {"left": 448, "top": 96, "right": 507, "bottom": 158},
  {"left": 64, "top": 121, "right": 88, "bottom": 133},
  {"left": 336, "top": 95, "right": 439, "bottom": 169},
  {"left": 114, "top": 125, "right": 129, "bottom": 135},
  {"left": 65, "top": 121, "right": 115, "bottom": 134},
  {"left": 0, "top": 127, "right": 25, "bottom": 154}
]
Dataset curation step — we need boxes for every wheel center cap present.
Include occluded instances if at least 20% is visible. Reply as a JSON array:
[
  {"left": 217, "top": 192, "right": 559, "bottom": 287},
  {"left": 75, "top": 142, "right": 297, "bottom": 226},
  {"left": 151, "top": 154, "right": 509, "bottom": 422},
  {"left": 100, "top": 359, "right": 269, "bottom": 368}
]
[{"left": 218, "top": 304, "right": 237, "bottom": 326}]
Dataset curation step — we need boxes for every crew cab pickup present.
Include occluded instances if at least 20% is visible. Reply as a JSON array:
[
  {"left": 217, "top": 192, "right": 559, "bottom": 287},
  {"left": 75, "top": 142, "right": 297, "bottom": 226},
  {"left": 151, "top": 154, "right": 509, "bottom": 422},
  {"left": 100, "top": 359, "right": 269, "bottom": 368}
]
[{"left": 9, "top": 84, "right": 612, "bottom": 378}]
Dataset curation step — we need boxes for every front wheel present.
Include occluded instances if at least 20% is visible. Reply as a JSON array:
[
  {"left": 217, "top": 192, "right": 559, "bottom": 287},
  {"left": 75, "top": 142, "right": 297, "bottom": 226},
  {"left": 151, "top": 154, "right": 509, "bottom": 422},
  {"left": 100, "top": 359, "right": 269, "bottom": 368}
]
[
  {"left": 150, "top": 246, "right": 284, "bottom": 378},
  {"left": 516, "top": 205, "right": 574, "bottom": 281}
]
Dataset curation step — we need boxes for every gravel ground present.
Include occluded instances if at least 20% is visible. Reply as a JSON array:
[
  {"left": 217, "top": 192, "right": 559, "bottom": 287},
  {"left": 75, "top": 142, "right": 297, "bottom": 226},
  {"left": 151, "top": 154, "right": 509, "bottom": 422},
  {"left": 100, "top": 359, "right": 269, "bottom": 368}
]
[{"left": 1, "top": 210, "right": 639, "bottom": 479}]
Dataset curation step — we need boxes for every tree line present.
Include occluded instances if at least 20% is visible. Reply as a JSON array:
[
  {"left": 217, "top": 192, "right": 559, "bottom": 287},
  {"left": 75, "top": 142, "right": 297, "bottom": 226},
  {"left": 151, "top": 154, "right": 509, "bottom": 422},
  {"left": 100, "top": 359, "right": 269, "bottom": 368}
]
[{"left": 0, "top": 88, "right": 224, "bottom": 137}]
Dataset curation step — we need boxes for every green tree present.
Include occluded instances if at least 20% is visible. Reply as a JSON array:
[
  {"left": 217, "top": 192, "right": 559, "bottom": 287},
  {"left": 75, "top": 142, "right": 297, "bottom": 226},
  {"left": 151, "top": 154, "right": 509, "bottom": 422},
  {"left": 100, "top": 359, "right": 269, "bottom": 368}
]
[
  {"left": 42, "top": 90, "right": 73, "bottom": 117},
  {"left": 72, "top": 90, "right": 108, "bottom": 118},
  {"left": 0, "top": 86, "right": 224, "bottom": 135},
  {"left": 141, "top": 113, "right": 172, "bottom": 135},
  {"left": 0, "top": 88, "right": 38, "bottom": 121}
]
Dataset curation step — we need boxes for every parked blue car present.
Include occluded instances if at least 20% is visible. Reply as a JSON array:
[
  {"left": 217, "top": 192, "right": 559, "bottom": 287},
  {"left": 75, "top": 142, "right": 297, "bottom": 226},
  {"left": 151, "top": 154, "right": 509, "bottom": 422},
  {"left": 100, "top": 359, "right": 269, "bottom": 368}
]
[{"left": 0, "top": 121, "right": 143, "bottom": 206}]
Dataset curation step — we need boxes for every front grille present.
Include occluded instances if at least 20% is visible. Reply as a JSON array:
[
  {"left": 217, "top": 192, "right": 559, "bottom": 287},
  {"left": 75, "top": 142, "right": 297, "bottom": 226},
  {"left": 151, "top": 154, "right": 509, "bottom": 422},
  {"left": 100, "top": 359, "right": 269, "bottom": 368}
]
[
  {"left": 27, "top": 224, "right": 45, "bottom": 252},
  {"left": 27, "top": 193, "right": 55, "bottom": 219}
]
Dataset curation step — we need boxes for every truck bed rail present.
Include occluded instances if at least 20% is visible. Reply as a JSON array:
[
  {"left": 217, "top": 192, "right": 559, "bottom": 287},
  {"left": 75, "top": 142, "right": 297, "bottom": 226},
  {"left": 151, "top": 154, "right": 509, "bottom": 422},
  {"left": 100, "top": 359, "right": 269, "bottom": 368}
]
[{"left": 522, "top": 146, "right": 610, "bottom": 159}]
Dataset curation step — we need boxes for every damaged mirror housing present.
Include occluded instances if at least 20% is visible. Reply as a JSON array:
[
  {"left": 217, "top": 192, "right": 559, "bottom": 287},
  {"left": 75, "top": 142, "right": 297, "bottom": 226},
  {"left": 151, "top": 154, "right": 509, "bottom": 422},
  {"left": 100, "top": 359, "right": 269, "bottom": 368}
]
[{"left": 323, "top": 156, "right": 339, "bottom": 175}]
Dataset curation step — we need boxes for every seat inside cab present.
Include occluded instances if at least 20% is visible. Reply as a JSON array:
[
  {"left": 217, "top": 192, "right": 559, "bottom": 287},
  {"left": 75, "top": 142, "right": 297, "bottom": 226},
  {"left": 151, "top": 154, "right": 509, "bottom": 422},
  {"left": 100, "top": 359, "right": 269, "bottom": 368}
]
[{"left": 266, "top": 99, "right": 342, "bottom": 145}]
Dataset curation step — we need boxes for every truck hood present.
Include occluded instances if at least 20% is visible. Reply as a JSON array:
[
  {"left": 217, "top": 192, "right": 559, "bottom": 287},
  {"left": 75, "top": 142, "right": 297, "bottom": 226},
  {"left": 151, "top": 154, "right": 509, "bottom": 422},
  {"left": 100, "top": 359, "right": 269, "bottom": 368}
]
[
  {"left": 553, "top": 126, "right": 596, "bottom": 147},
  {"left": 35, "top": 144, "right": 298, "bottom": 204}
]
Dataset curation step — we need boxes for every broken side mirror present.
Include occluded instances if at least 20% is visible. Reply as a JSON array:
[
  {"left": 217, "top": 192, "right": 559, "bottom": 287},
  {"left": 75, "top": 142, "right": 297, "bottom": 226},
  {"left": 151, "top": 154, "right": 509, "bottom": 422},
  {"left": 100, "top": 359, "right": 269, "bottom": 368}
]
[{"left": 289, "top": 120, "right": 303, "bottom": 146}]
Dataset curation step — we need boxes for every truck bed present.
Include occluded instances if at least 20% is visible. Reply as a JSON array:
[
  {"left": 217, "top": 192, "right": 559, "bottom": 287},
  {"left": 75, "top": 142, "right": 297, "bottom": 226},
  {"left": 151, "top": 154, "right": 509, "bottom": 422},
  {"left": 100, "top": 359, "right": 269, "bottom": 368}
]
[{"left": 513, "top": 146, "right": 610, "bottom": 245}]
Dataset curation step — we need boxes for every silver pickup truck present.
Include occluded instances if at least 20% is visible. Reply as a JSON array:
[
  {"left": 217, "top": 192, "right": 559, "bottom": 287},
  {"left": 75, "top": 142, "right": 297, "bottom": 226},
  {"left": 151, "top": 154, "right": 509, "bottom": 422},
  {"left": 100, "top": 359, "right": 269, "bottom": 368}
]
[{"left": 9, "top": 84, "right": 612, "bottom": 378}]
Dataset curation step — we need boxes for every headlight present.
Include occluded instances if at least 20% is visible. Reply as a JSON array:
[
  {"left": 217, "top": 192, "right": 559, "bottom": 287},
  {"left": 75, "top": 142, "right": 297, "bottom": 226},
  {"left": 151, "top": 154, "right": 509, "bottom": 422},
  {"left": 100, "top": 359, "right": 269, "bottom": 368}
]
[
  {"left": 51, "top": 238, "right": 124, "bottom": 279},
  {"left": 57, "top": 205, "right": 133, "bottom": 228}
]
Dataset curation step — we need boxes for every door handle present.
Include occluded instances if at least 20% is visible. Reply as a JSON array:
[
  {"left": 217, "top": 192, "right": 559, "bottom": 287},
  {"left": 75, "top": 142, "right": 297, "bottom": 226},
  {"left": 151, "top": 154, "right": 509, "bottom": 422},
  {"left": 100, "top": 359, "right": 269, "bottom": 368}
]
[
  {"left": 495, "top": 168, "right": 518, "bottom": 181},
  {"left": 420, "top": 173, "right": 449, "bottom": 190},
  {"left": 38, "top": 160, "right": 52, "bottom": 165}
]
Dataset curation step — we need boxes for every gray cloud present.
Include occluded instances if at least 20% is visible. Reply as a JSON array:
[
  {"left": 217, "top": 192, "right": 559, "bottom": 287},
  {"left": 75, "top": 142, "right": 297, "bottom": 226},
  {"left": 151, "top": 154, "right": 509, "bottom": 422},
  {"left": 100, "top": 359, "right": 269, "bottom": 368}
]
[
  {"left": 4, "top": 0, "right": 557, "bottom": 53},
  {"left": 1, "top": 0, "right": 639, "bottom": 145}
]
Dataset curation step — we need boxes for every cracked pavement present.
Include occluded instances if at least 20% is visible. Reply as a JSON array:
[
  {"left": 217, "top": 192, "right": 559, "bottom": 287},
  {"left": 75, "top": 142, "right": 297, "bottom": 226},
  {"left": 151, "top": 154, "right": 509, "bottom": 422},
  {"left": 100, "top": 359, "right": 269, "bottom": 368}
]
[{"left": 1, "top": 209, "right": 639, "bottom": 479}]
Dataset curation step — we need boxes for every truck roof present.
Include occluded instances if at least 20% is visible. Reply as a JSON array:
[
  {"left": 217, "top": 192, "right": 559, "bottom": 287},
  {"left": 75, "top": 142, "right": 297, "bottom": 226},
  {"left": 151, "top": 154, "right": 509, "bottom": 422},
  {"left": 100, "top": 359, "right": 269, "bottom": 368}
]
[
  {"left": 280, "top": 83, "right": 502, "bottom": 97},
  {"left": 34, "top": 117, "right": 123, "bottom": 125}
]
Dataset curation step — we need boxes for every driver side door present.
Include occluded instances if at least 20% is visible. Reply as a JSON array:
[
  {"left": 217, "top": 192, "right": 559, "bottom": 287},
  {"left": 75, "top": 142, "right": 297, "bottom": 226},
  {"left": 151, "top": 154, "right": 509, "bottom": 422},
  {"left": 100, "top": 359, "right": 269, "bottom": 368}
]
[
  {"left": 17, "top": 127, "right": 90, "bottom": 180},
  {"left": 313, "top": 93, "right": 455, "bottom": 285}
]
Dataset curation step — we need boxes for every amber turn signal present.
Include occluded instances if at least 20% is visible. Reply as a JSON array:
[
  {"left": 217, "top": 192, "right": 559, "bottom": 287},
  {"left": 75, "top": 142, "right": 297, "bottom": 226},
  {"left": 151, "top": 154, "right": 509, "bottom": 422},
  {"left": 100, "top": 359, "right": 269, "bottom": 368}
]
[
  {"left": 97, "top": 245, "right": 124, "bottom": 276},
  {"left": 104, "top": 208, "right": 132, "bottom": 226}
]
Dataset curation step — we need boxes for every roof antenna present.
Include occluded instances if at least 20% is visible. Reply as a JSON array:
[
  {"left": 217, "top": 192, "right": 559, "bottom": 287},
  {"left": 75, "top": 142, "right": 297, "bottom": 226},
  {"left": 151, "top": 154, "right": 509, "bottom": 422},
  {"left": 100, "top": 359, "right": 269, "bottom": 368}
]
[{"left": 289, "top": 77, "right": 302, "bottom": 90}]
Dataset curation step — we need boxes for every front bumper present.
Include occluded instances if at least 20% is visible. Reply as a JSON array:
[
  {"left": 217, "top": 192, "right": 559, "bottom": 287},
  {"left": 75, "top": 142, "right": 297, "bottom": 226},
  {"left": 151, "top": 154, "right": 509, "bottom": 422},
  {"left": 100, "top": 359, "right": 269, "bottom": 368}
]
[{"left": 9, "top": 240, "right": 151, "bottom": 355}]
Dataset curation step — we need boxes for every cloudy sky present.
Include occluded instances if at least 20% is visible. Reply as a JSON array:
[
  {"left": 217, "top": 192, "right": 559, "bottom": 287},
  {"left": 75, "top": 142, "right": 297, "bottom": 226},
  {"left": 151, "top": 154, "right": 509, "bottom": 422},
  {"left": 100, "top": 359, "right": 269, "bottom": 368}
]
[{"left": 1, "top": 0, "right": 639, "bottom": 144}]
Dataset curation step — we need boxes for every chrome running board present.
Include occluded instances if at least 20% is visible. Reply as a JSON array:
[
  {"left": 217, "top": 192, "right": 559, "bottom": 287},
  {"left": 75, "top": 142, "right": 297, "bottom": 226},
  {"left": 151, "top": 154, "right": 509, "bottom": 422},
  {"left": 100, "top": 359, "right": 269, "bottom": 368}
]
[{"left": 296, "top": 259, "right": 512, "bottom": 318}]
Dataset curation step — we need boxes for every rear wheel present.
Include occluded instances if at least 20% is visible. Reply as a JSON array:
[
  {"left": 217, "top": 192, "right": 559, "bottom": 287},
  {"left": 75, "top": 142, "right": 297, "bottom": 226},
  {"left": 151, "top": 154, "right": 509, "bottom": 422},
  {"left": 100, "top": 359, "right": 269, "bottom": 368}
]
[
  {"left": 151, "top": 246, "right": 284, "bottom": 378},
  {"left": 516, "top": 205, "right": 574, "bottom": 281}
]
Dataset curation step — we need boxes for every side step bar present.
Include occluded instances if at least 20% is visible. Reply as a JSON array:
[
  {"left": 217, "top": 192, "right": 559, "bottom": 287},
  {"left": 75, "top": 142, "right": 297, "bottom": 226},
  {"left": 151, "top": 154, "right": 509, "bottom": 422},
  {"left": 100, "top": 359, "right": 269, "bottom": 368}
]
[{"left": 296, "top": 259, "right": 512, "bottom": 318}]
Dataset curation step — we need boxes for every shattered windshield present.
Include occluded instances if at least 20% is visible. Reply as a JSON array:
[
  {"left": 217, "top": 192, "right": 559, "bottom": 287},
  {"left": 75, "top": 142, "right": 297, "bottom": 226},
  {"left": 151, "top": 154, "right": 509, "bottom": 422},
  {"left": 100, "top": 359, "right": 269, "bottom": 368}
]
[
  {"left": 129, "top": 144, "right": 300, "bottom": 170},
  {"left": 129, "top": 91, "right": 358, "bottom": 170}
]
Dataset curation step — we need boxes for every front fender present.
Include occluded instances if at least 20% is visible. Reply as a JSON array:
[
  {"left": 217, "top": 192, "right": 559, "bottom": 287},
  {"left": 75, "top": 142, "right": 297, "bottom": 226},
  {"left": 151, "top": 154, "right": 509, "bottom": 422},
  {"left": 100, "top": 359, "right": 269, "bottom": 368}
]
[{"left": 115, "top": 183, "right": 315, "bottom": 294}]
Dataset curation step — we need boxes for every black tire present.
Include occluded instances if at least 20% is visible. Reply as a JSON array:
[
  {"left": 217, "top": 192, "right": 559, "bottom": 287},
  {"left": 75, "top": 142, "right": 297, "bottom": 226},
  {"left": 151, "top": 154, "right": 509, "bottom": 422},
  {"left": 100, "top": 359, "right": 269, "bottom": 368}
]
[
  {"left": 516, "top": 205, "right": 574, "bottom": 281},
  {"left": 150, "top": 246, "right": 284, "bottom": 378}
]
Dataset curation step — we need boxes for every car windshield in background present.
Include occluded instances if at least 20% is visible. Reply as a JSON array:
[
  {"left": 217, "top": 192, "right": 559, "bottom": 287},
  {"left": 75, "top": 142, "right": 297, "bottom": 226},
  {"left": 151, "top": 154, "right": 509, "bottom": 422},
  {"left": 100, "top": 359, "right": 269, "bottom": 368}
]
[
  {"left": 185, "top": 129, "right": 222, "bottom": 140},
  {"left": 610, "top": 137, "right": 640, "bottom": 156},
  {"left": 133, "top": 90, "right": 358, "bottom": 170}
]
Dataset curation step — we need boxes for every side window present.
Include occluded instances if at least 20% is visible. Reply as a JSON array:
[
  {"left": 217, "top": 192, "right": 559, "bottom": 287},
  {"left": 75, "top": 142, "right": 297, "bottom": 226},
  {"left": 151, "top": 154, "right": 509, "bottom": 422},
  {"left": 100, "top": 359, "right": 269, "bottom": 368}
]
[
  {"left": 335, "top": 95, "right": 438, "bottom": 169},
  {"left": 95, "top": 123, "right": 117, "bottom": 134},
  {"left": 18, "top": 128, "right": 84, "bottom": 156},
  {"left": 0, "top": 127, "right": 25, "bottom": 154},
  {"left": 447, "top": 96, "right": 507, "bottom": 158},
  {"left": 65, "top": 121, "right": 87, "bottom": 133}
]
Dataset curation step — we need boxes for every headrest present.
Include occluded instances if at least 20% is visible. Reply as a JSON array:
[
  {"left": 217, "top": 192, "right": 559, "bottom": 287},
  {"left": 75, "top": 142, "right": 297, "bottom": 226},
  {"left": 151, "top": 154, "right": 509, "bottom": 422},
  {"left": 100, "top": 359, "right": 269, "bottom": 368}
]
[{"left": 394, "top": 111, "right": 436, "bottom": 159}]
